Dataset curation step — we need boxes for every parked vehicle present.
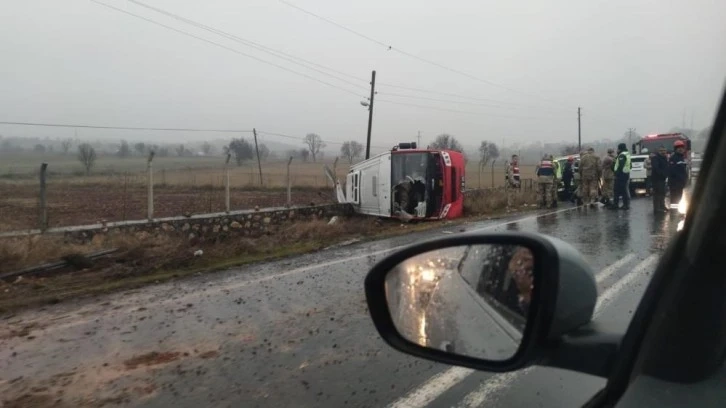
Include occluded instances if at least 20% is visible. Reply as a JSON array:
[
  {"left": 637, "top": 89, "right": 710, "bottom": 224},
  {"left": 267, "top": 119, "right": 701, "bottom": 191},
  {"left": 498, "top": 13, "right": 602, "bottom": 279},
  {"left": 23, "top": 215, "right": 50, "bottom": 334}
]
[
  {"left": 629, "top": 154, "right": 650, "bottom": 196},
  {"left": 554, "top": 155, "right": 579, "bottom": 201}
]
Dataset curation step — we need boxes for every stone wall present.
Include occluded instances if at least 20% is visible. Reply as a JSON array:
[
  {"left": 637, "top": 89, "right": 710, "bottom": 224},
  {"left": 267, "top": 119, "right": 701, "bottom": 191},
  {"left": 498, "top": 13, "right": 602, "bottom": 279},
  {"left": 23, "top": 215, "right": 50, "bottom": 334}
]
[{"left": 62, "top": 204, "right": 352, "bottom": 243}]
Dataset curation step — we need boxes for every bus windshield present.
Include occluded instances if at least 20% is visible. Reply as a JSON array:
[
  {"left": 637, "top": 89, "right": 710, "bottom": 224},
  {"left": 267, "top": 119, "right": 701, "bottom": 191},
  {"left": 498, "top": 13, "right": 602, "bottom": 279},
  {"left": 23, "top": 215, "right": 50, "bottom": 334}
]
[{"left": 391, "top": 152, "right": 442, "bottom": 218}]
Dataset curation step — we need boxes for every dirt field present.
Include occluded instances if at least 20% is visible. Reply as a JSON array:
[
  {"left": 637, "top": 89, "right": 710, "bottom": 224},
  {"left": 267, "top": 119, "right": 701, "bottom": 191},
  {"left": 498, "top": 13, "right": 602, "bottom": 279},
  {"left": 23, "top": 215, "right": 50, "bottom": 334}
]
[{"left": 0, "top": 183, "right": 335, "bottom": 232}]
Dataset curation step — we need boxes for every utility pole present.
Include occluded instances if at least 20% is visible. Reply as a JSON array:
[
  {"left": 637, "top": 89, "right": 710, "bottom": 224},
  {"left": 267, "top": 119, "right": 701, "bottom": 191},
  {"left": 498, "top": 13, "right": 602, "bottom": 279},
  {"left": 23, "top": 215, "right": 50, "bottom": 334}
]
[
  {"left": 39, "top": 163, "right": 48, "bottom": 232},
  {"left": 577, "top": 107, "right": 582, "bottom": 153},
  {"left": 628, "top": 128, "right": 636, "bottom": 146},
  {"left": 417, "top": 130, "right": 421, "bottom": 147},
  {"left": 147, "top": 151, "right": 155, "bottom": 221},
  {"left": 365, "top": 70, "right": 376, "bottom": 159},
  {"left": 224, "top": 153, "right": 231, "bottom": 213},
  {"left": 252, "top": 128, "right": 263, "bottom": 186}
]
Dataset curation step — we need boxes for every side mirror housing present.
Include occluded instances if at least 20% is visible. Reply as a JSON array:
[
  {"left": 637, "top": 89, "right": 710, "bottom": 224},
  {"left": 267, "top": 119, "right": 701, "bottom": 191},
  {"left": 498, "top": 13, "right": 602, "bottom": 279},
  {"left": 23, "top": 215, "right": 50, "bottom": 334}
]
[{"left": 365, "top": 232, "right": 619, "bottom": 377}]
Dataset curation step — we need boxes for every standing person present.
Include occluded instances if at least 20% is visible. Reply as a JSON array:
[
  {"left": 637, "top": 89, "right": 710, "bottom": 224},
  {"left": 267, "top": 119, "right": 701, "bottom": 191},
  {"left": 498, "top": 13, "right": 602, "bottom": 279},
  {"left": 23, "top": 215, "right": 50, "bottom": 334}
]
[
  {"left": 535, "top": 154, "right": 555, "bottom": 209},
  {"left": 668, "top": 140, "right": 688, "bottom": 209},
  {"left": 505, "top": 154, "right": 521, "bottom": 211},
  {"left": 550, "top": 155, "right": 559, "bottom": 208},
  {"left": 562, "top": 156, "right": 575, "bottom": 202},
  {"left": 611, "top": 143, "right": 632, "bottom": 210},
  {"left": 601, "top": 149, "right": 616, "bottom": 207},
  {"left": 579, "top": 147, "right": 602, "bottom": 208},
  {"left": 643, "top": 148, "right": 652, "bottom": 196},
  {"left": 651, "top": 145, "right": 669, "bottom": 213}
]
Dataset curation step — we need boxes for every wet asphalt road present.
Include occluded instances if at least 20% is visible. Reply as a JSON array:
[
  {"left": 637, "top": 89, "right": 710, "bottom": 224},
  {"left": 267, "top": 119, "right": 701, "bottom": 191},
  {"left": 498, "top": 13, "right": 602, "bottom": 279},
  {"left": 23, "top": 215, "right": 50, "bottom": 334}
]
[{"left": 0, "top": 197, "right": 681, "bottom": 408}]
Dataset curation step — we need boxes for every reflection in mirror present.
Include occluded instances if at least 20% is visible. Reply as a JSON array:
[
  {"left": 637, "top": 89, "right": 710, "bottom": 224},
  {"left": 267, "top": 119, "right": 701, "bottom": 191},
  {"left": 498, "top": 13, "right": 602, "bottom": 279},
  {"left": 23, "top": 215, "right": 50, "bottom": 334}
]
[{"left": 384, "top": 244, "right": 534, "bottom": 361}]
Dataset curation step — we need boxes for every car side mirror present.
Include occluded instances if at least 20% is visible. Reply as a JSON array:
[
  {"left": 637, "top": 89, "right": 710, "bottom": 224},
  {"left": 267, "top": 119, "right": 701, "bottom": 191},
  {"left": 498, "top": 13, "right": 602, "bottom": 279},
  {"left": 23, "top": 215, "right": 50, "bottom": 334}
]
[{"left": 365, "top": 232, "right": 617, "bottom": 376}]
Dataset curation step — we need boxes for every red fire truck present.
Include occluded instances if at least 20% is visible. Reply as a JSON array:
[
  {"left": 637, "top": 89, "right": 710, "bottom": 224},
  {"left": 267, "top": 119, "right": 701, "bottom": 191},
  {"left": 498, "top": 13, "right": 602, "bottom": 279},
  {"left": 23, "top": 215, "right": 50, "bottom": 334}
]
[
  {"left": 631, "top": 133, "right": 692, "bottom": 184},
  {"left": 632, "top": 133, "right": 692, "bottom": 158},
  {"left": 326, "top": 142, "right": 466, "bottom": 220}
]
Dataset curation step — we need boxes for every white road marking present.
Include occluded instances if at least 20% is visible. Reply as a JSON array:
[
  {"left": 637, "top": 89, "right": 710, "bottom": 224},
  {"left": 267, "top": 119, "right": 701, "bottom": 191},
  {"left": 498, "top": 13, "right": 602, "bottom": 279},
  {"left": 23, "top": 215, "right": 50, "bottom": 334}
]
[
  {"left": 389, "top": 366, "right": 475, "bottom": 408},
  {"left": 594, "top": 253, "right": 659, "bottom": 315},
  {"left": 391, "top": 253, "right": 659, "bottom": 408},
  {"left": 456, "top": 369, "right": 533, "bottom": 408},
  {"left": 595, "top": 253, "right": 636, "bottom": 284}
]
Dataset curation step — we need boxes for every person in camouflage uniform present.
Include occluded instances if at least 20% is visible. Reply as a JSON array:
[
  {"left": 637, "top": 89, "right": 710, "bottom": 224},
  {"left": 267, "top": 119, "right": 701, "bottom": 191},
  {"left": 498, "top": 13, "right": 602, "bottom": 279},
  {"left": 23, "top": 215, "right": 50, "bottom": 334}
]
[
  {"left": 601, "top": 148, "right": 616, "bottom": 207},
  {"left": 505, "top": 154, "right": 521, "bottom": 211},
  {"left": 579, "top": 147, "right": 602, "bottom": 207},
  {"left": 535, "top": 154, "right": 556, "bottom": 208}
]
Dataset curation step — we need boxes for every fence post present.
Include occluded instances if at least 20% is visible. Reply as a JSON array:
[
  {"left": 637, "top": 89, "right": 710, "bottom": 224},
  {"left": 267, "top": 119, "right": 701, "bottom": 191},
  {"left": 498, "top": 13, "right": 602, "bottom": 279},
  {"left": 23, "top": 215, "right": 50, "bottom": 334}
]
[
  {"left": 39, "top": 163, "right": 48, "bottom": 232},
  {"left": 147, "top": 151, "right": 155, "bottom": 221},
  {"left": 491, "top": 159, "right": 497, "bottom": 188},
  {"left": 225, "top": 154, "right": 231, "bottom": 213},
  {"left": 286, "top": 156, "right": 293, "bottom": 207},
  {"left": 478, "top": 162, "right": 482, "bottom": 188}
]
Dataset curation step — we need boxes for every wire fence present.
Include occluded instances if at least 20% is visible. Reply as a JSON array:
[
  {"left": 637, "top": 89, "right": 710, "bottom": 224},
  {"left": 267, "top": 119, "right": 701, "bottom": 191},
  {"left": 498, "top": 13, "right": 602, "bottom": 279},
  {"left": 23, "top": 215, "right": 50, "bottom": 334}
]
[
  {"left": 0, "top": 161, "right": 345, "bottom": 233},
  {"left": 0, "top": 159, "right": 538, "bottom": 233}
]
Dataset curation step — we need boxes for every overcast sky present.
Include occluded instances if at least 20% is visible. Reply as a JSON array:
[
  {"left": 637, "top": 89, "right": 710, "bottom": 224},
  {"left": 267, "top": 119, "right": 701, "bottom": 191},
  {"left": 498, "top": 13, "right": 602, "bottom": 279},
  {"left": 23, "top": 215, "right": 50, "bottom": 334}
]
[{"left": 1, "top": 0, "right": 724, "bottom": 151}]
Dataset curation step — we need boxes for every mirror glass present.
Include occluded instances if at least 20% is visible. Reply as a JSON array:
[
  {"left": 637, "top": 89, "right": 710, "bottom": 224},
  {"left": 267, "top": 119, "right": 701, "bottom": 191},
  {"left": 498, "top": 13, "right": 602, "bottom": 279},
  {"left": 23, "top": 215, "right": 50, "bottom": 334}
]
[{"left": 384, "top": 244, "right": 534, "bottom": 361}]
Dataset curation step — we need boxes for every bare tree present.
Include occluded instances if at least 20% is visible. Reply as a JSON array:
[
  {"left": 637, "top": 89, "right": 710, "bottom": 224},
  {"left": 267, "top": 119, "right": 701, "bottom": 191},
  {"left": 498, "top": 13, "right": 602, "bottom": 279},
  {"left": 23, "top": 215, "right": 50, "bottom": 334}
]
[
  {"left": 430, "top": 134, "right": 464, "bottom": 152},
  {"left": 176, "top": 144, "right": 186, "bottom": 157},
  {"left": 61, "top": 138, "right": 73, "bottom": 154},
  {"left": 303, "top": 133, "right": 326, "bottom": 162},
  {"left": 340, "top": 141, "right": 364, "bottom": 163},
  {"left": 226, "top": 138, "right": 254, "bottom": 166},
  {"left": 478, "top": 141, "right": 500, "bottom": 167},
  {"left": 299, "top": 148, "right": 310, "bottom": 162},
  {"left": 77, "top": 143, "right": 97, "bottom": 175},
  {"left": 33, "top": 144, "right": 46, "bottom": 153},
  {"left": 201, "top": 141, "right": 213, "bottom": 155},
  {"left": 134, "top": 142, "right": 146, "bottom": 155},
  {"left": 118, "top": 140, "right": 131, "bottom": 158}
]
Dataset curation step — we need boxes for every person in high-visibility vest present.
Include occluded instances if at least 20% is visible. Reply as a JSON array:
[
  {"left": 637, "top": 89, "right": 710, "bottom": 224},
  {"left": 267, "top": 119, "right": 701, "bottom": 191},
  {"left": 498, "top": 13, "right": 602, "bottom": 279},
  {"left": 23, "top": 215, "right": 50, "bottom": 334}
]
[
  {"left": 610, "top": 143, "right": 632, "bottom": 210},
  {"left": 536, "top": 155, "right": 555, "bottom": 208}
]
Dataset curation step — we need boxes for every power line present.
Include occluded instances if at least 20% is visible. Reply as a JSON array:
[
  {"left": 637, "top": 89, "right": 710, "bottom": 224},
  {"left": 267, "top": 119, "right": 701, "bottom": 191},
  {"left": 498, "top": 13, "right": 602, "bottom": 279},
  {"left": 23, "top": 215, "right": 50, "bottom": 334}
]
[
  {"left": 377, "top": 83, "right": 572, "bottom": 112},
  {"left": 378, "top": 91, "right": 571, "bottom": 115},
  {"left": 127, "top": 0, "right": 369, "bottom": 91},
  {"left": 0, "top": 121, "right": 254, "bottom": 133},
  {"left": 130, "top": 0, "right": 572, "bottom": 115},
  {"left": 91, "top": 1, "right": 367, "bottom": 99},
  {"left": 277, "top": 0, "right": 569, "bottom": 107},
  {"left": 375, "top": 99, "right": 564, "bottom": 120}
]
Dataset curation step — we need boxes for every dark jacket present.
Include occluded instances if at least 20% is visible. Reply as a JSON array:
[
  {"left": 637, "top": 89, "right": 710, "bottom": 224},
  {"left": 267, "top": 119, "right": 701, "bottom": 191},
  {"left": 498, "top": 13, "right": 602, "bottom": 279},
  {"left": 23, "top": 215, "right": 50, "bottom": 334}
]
[
  {"left": 651, "top": 154, "right": 669, "bottom": 181},
  {"left": 563, "top": 162, "right": 574, "bottom": 183},
  {"left": 669, "top": 152, "right": 688, "bottom": 184}
]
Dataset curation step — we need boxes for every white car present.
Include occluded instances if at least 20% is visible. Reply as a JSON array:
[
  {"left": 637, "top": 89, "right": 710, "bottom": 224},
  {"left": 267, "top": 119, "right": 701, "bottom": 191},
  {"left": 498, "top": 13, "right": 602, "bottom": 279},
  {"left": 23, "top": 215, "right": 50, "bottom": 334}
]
[{"left": 629, "top": 154, "right": 649, "bottom": 195}]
